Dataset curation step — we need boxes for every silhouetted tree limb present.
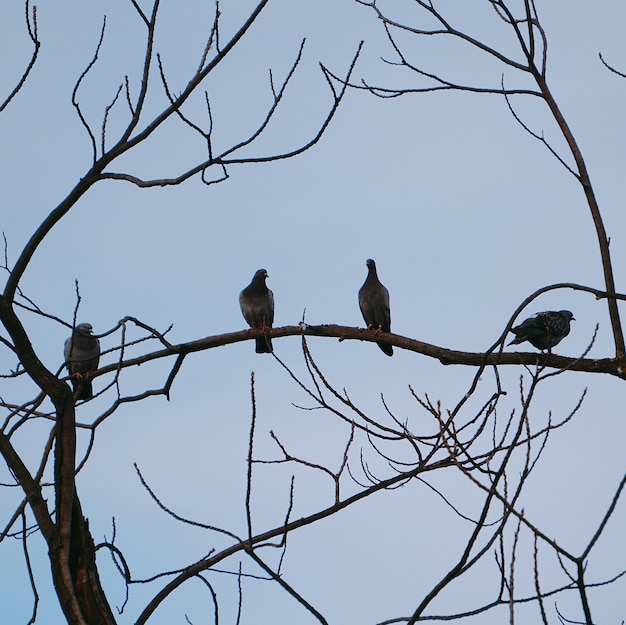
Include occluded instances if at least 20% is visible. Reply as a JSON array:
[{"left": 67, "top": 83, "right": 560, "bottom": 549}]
[
  {"left": 0, "top": 1, "right": 366, "bottom": 622},
  {"left": 0, "top": 0, "right": 39, "bottom": 112},
  {"left": 1, "top": 2, "right": 624, "bottom": 624},
  {"left": 355, "top": 0, "right": 624, "bottom": 358},
  {"left": 61, "top": 320, "right": 621, "bottom": 392}
]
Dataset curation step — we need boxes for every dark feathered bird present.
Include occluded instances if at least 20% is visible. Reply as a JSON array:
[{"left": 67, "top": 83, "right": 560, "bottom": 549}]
[
  {"left": 64, "top": 322, "right": 101, "bottom": 400},
  {"left": 508, "top": 310, "right": 575, "bottom": 350},
  {"left": 359, "top": 259, "right": 393, "bottom": 356},
  {"left": 239, "top": 269, "right": 274, "bottom": 353}
]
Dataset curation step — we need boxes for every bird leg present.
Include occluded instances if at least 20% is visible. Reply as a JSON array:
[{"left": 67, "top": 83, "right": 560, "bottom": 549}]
[{"left": 70, "top": 371, "right": 94, "bottom": 381}]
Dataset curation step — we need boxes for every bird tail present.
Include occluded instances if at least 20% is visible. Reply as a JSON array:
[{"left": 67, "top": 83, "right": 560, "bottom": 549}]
[
  {"left": 255, "top": 336, "right": 273, "bottom": 354},
  {"left": 378, "top": 342, "right": 393, "bottom": 357},
  {"left": 72, "top": 378, "right": 93, "bottom": 400}
]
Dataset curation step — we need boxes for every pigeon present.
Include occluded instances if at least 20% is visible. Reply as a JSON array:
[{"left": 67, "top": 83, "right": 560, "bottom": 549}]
[
  {"left": 64, "top": 322, "right": 101, "bottom": 400},
  {"left": 508, "top": 310, "right": 575, "bottom": 350},
  {"left": 239, "top": 269, "right": 274, "bottom": 353},
  {"left": 358, "top": 259, "right": 393, "bottom": 356}
]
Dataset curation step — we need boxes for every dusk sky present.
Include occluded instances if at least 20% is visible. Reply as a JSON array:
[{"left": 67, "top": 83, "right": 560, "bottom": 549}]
[{"left": 1, "top": 1, "right": 625, "bottom": 623}]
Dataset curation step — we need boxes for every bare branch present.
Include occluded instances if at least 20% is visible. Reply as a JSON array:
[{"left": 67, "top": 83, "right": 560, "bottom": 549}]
[
  {"left": 72, "top": 16, "right": 107, "bottom": 163},
  {"left": 100, "top": 41, "right": 365, "bottom": 188},
  {"left": 581, "top": 472, "right": 626, "bottom": 561},
  {"left": 0, "top": 1, "right": 40, "bottom": 112},
  {"left": 246, "top": 372, "right": 256, "bottom": 541},
  {"left": 246, "top": 551, "right": 329, "bottom": 624},
  {"left": 128, "top": 0, "right": 147, "bottom": 26},
  {"left": 599, "top": 52, "right": 626, "bottom": 78}
]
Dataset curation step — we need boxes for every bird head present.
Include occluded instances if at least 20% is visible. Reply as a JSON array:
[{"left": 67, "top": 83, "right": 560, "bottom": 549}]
[
  {"left": 254, "top": 269, "right": 268, "bottom": 281},
  {"left": 76, "top": 323, "right": 94, "bottom": 335}
]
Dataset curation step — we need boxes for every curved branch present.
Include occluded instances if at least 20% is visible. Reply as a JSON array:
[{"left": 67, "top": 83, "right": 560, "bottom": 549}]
[
  {"left": 357, "top": 0, "right": 532, "bottom": 72},
  {"left": 134, "top": 456, "right": 452, "bottom": 625},
  {"left": 88, "top": 307, "right": 626, "bottom": 389},
  {"left": 356, "top": 0, "right": 625, "bottom": 358},
  {"left": 3, "top": 2, "right": 271, "bottom": 301},
  {"left": 99, "top": 41, "right": 364, "bottom": 187},
  {"left": 0, "top": 1, "right": 40, "bottom": 112},
  {"left": 72, "top": 16, "right": 107, "bottom": 163},
  {"left": 530, "top": 70, "right": 625, "bottom": 357},
  {"left": 114, "top": 0, "right": 270, "bottom": 150},
  {"left": 599, "top": 52, "right": 626, "bottom": 78},
  {"left": 0, "top": 432, "right": 54, "bottom": 541}
]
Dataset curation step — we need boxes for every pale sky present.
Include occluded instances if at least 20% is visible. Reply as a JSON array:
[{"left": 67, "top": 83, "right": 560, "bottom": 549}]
[{"left": 1, "top": 1, "right": 625, "bottom": 623}]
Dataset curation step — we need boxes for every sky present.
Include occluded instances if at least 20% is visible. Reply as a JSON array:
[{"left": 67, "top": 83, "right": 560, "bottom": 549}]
[{"left": 1, "top": 1, "right": 625, "bottom": 623}]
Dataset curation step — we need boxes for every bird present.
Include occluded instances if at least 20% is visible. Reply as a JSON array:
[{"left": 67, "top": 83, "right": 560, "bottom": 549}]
[
  {"left": 239, "top": 268, "right": 274, "bottom": 353},
  {"left": 358, "top": 258, "right": 393, "bottom": 356},
  {"left": 508, "top": 310, "right": 575, "bottom": 350},
  {"left": 64, "top": 322, "right": 101, "bottom": 400}
]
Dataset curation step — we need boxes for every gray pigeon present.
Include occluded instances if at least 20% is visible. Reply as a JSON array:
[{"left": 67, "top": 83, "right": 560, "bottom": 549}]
[
  {"left": 508, "top": 310, "right": 575, "bottom": 350},
  {"left": 239, "top": 269, "right": 274, "bottom": 353},
  {"left": 359, "top": 259, "right": 393, "bottom": 356},
  {"left": 64, "top": 322, "right": 101, "bottom": 400}
]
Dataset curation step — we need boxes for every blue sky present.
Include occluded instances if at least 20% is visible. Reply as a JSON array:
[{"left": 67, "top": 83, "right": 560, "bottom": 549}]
[{"left": 1, "top": 1, "right": 625, "bottom": 623}]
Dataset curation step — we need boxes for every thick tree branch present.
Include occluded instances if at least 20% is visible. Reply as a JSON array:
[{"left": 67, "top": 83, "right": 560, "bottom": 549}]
[
  {"left": 0, "top": 432, "right": 54, "bottom": 540},
  {"left": 83, "top": 321, "right": 626, "bottom": 387},
  {"left": 355, "top": 0, "right": 625, "bottom": 359},
  {"left": 530, "top": 71, "right": 624, "bottom": 357},
  {"left": 135, "top": 456, "right": 453, "bottom": 625}
]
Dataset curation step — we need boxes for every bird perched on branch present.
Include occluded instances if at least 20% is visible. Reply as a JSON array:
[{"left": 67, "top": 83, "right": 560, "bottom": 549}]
[
  {"left": 508, "top": 310, "right": 575, "bottom": 350},
  {"left": 239, "top": 268, "right": 274, "bottom": 353},
  {"left": 64, "top": 322, "right": 101, "bottom": 400},
  {"left": 358, "top": 258, "right": 393, "bottom": 356}
]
